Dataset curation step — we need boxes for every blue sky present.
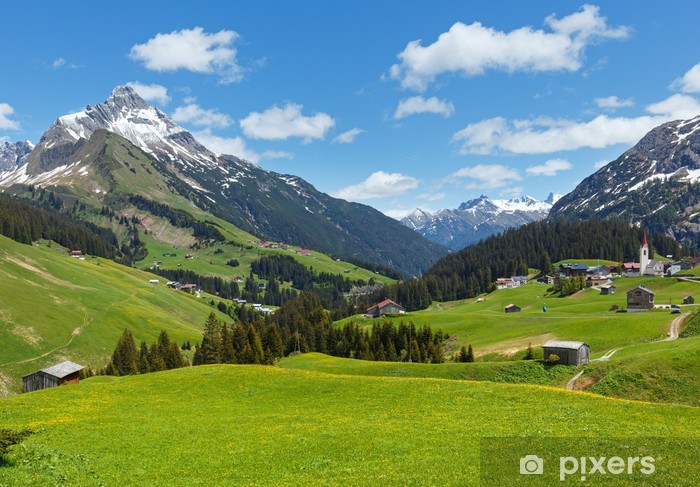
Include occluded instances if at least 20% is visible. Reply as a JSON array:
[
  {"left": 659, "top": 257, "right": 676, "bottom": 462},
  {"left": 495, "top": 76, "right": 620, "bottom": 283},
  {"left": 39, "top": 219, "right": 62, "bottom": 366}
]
[{"left": 1, "top": 1, "right": 700, "bottom": 218}]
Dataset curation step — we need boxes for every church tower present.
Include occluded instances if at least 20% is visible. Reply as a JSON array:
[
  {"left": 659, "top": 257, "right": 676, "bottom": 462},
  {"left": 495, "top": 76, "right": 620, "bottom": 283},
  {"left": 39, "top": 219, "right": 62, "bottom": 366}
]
[{"left": 640, "top": 232, "right": 649, "bottom": 275}]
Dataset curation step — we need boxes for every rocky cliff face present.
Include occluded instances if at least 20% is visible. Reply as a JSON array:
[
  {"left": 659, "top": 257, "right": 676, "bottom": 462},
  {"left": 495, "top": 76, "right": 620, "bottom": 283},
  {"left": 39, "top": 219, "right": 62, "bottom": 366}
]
[
  {"left": 549, "top": 115, "right": 700, "bottom": 240},
  {"left": 0, "top": 141, "right": 33, "bottom": 172}
]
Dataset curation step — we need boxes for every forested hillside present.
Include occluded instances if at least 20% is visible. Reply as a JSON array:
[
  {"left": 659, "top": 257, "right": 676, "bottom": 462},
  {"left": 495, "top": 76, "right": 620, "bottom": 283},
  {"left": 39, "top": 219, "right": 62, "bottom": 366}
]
[{"left": 361, "top": 220, "right": 681, "bottom": 311}]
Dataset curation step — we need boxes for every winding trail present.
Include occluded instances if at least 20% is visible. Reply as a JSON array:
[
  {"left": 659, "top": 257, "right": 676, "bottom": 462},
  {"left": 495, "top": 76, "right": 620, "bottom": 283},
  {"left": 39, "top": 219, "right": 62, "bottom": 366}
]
[
  {"left": 663, "top": 312, "right": 689, "bottom": 341},
  {"left": 592, "top": 349, "right": 618, "bottom": 362},
  {"left": 566, "top": 371, "right": 584, "bottom": 390},
  {"left": 0, "top": 318, "right": 88, "bottom": 368}
]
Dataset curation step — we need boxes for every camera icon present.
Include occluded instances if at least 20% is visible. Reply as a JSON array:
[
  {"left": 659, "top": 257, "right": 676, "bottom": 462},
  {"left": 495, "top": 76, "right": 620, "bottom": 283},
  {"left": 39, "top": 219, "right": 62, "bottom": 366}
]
[{"left": 520, "top": 455, "right": 544, "bottom": 475}]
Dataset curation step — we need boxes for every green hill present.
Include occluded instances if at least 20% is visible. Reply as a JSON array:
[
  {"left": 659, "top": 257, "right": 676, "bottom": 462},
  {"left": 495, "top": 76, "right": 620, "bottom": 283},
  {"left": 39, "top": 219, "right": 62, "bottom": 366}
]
[
  {"left": 576, "top": 336, "right": 700, "bottom": 406},
  {"left": 0, "top": 234, "right": 228, "bottom": 395},
  {"left": 341, "top": 277, "right": 699, "bottom": 358},
  {"left": 280, "top": 352, "right": 575, "bottom": 386},
  {"left": 1, "top": 365, "right": 699, "bottom": 485}
]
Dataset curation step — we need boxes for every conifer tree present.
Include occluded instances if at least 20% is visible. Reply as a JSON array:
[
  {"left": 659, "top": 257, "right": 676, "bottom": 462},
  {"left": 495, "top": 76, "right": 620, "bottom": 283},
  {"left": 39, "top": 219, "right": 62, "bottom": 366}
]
[
  {"left": 110, "top": 329, "right": 138, "bottom": 375},
  {"left": 466, "top": 344, "right": 475, "bottom": 363}
]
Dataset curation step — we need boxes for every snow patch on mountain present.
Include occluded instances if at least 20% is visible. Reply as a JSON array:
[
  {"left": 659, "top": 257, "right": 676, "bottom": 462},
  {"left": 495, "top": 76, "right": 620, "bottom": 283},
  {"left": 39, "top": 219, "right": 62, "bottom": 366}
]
[{"left": 402, "top": 194, "right": 554, "bottom": 250}]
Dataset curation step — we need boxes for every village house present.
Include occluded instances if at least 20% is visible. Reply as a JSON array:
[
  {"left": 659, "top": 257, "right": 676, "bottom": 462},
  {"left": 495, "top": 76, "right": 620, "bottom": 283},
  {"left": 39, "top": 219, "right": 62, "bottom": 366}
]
[
  {"left": 556, "top": 263, "right": 588, "bottom": 279},
  {"left": 643, "top": 259, "right": 666, "bottom": 277},
  {"left": 69, "top": 250, "right": 83, "bottom": 258},
  {"left": 23, "top": 360, "right": 84, "bottom": 393},
  {"left": 627, "top": 286, "right": 655, "bottom": 311},
  {"left": 536, "top": 275, "right": 555, "bottom": 285},
  {"left": 367, "top": 299, "right": 406, "bottom": 317},
  {"left": 684, "top": 295, "right": 695, "bottom": 305},
  {"left": 600, "top": 284, "right": 616, "bottom": 295},
  {"left": 179, "top": 284, "right": 199, "bottom": 294},
  {"left": 621, "top": 262, "right": 641, "bottom": 277},
  {"left": 495, "top": 278, "right": 517, "bottom": 290},
  {"left": 504, "top": 304, "right": 521, "bottom": 313},
  {"left": 542, "top": 340, "right": 590, "bottom": 366},
  {"left": 296, "top": 248, "right": 311, "bottom": 256}
]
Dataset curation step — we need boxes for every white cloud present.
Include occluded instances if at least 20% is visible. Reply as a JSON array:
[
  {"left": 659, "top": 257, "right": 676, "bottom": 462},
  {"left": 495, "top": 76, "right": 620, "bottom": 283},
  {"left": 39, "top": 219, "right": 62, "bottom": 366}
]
[
  {"left": 593, "top": 160, "right": 609, "bottom": 169},
  {"left": 126, "top": 81, "right": 171, "bottom": 105},
  {"left": 394, "top": 96, "right": 455, "bottom": 119},
  {"left": 129, "top": 27, "right": 243, "bottom": 83},
  {"left": 192, "top": 129, "right": 292, "bottom": 164},
  {"left": 672, "top": 63, "right": 700, "bottom": 93},
  {"left": 499, "top": 186, "right": 525, "bottom": 197},
  {"left": 594, "top": 95, "right": 634, "bottom": 109},
  {"left": 240, "top": 103, "right": 335, "bottom": 142},
  {"left": 193, "top": 129, "right": 258, "bottom": 163},
  {"left": 526, "top": 158, "right": 573, "bottom": 176},
  {"left": 0, "top": 103, "right": 20, "bottom": 130},
  {"left": 449, "top": 164, "right": 521, "bottom": 189},
  {"left": 262, "top": 150, "right": 293, "bottom": 160},
  {"left": 52, "top": 58, "right": 66, "bottom": 69},
  {"left": 332, "top": 171, "right": 419, "bottom": 200},
  {"left": 388, "top": 5, "right": 629, "bottom": 91},
  {"left": 452, "top": 92, "right": 700, "bottom": 155},
  {"left": 332, "top": 128, "right": 365, "bottom": 144},
  {"left": 418, "top": 192, "right": 446, "bottom": 201},
  {"left": 383, "top": 208, "right": 421, "bottom": 220},
  {"left": 172, "top": 103, "right": 232, "bottom": 128},
  {"left": 645, "top": 93, "right": 700, "bottom": 120}
]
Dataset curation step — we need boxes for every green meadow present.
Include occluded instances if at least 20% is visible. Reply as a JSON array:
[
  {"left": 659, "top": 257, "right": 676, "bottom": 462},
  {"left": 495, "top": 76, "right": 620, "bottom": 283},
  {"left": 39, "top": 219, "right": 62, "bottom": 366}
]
[
  {"left": 578, "top": 335, "right": 700, "bottom": 406},
  {"left": 280, "top": 352, "right": 575, "bottom": 386},
  {"left": 0, "top": 234, "right": 227, "bottom": 394},
  {"left": 1, "top": 365, "right": 699, "bottom": 486},
  {"left": 341, "top": 276, "right": 700, "bottom": 358}
]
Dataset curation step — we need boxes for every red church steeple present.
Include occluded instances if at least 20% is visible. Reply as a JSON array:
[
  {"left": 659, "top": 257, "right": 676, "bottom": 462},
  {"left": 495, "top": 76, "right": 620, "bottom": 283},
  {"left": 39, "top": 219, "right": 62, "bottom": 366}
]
[{"left": 642, "top": 231, "right": 648, "bottom": 247}]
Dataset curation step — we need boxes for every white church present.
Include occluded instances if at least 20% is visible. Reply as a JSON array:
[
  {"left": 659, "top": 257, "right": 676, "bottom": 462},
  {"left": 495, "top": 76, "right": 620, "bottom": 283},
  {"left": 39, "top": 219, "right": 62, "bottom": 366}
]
[{"left": 622, "top": 233, "right": 665, "bottom": 277}]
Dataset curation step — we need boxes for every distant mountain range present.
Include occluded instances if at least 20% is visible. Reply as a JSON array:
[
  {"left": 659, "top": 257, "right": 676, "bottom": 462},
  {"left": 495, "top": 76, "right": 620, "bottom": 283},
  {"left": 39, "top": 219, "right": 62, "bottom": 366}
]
[
  {"left": 0, "top": 86, "right": 447, "bottom": 276},
  {"left": 549, "top": 114, "right": 700, "bottom": 242},
  {"left": 0, "top": 140, "right": 33, "bottom": 172},
  {"left": 401, "top": 193, "right": 560, "bottom": 250}
]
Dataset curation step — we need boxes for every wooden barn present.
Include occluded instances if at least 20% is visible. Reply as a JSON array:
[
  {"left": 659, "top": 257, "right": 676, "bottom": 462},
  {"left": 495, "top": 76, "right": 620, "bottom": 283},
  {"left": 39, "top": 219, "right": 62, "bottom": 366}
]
[
  {"left": 542, "top": 340, "right": 590, "bottom": 366},
  {"left": 504, "top": 304, "right": 521, "bottom": 313},
  {"left": 367, "top": 299, "right": 405, "bottom": 317},
  {"left": 627, "top": 286, "right": 655, "bottom": 311},
  {"left": 684, "top": 295, "right": 695, "bottom": 305},
  {"left": 600, "top": 285, "right": 616, "bottom": 295},
  {"left": 22, "top": 360, "right": 84, "bottom": 393}
]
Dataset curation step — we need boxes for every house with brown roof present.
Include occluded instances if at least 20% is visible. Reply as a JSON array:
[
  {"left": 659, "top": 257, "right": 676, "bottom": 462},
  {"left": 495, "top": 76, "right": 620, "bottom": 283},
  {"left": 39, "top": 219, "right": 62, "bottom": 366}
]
[
  {"left": 23, "top": 360, "right": 84, "bottom": 393},
  {"left": 367, "top": 299, "right": 405, "bottom": 317},
  {"left": 627, "top": 286, "right": 655, "bottom": 311}
]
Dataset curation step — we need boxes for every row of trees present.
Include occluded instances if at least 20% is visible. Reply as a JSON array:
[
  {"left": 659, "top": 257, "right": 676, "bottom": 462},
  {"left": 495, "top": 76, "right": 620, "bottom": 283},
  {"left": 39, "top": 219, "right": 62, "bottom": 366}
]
[
  {"left": 193, "top": 293, "right": 447, "bottom": 366},
  {"left": 0, "top": 193, "right": 119, "bottom": 258},
  {"left": 104, "top": 329, "right": 186, "bottom": 376}
]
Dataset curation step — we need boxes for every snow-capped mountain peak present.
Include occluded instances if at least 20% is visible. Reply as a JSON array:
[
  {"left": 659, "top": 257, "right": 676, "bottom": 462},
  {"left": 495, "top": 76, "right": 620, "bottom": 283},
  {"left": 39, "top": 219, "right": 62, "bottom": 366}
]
[
  {"left": 0, "top": 140, "right": 34, "bottom": 172},
  {"left": 401, "top": 194, "right": 554, "bottom": 250},
  {"left": 50, "top": 85, "right": 214, "bottom": 167}
]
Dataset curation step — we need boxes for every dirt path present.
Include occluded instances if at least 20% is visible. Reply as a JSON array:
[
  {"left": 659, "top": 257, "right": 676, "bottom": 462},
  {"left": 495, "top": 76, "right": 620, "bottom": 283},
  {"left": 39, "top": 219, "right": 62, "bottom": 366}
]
[
  {"left": 0, "top": 320, "right": 87, "bottom": 368},
  {"left": 567, "top": 371, "right": 584, "bottom": 390},
  {"left": 592, "top": 349, "right": 618, "bottom": 362},
  {"left": 663, "top": 312, "right": 689, "bottom": 341}
]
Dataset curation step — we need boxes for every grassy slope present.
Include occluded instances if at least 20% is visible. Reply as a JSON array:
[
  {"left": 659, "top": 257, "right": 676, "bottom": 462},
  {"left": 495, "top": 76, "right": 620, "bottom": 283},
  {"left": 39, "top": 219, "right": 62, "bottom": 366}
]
[
  {"left": 0, "top": 234, "right": 228, "bottom": 394},
  {"left": 280, "top": 352, "right": 575, "bottom": 386},
  {"left": 578, "top": 336, "right": 700, "bottom": 406},
  {"left": 338, "top": 277, "right": 700, "bottom": 357},
  {"left": 94, "top": 132, "right": 396, "bottom": 285},
  {"left": 1, "top": 365, "right": 699, "bottom": 485}
]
